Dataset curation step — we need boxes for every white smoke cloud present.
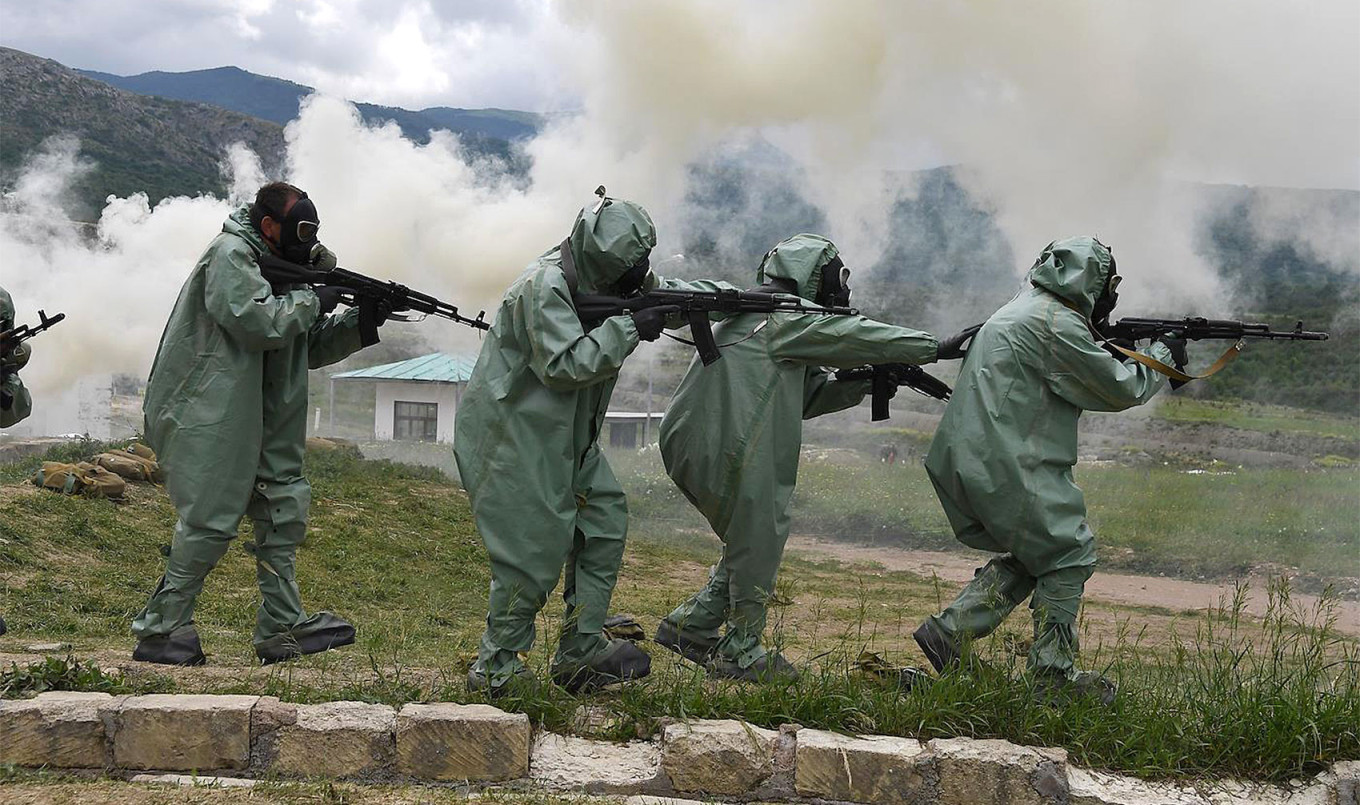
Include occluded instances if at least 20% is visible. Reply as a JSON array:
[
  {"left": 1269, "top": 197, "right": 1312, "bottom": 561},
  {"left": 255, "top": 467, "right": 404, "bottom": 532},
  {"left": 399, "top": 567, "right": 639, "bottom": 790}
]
[{"left": 2, "top": 0, "right": 1357, "bottom": 413}]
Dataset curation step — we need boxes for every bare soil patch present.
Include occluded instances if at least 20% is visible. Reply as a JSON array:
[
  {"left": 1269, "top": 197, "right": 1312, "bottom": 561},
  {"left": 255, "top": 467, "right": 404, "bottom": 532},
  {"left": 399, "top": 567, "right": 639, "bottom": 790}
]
[{"left": 787, "top": 535, "right": 1360, "bottom": 637}]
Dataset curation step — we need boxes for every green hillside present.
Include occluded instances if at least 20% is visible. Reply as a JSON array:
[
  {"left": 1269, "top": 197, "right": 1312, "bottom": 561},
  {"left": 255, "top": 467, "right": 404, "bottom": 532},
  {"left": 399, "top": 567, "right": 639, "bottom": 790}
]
[{"left": 0, "top": 47, "right": 284, "bottom": 212}]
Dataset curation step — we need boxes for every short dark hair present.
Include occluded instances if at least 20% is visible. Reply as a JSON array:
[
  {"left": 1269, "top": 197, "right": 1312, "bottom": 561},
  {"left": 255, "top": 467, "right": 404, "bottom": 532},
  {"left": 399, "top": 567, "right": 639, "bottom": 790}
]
[{"left": 249, "top": 182, "right": 304, "bottom": 232}]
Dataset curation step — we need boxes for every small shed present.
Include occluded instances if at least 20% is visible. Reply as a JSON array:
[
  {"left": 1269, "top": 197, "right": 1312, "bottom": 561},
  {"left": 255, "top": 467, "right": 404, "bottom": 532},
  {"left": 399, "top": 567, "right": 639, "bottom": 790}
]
[{"left": 329, "top": 353, "right": 477, "bottom": 444}]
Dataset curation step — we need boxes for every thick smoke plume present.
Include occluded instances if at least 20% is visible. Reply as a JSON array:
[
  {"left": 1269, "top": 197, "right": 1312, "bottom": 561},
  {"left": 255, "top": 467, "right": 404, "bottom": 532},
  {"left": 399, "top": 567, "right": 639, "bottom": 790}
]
[{"left": 2, "top": 0, "right": 1356, "bottom": 413}]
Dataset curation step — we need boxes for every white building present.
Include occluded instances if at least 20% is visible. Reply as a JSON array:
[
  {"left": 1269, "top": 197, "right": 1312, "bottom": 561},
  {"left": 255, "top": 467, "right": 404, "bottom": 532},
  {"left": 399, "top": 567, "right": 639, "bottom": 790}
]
[{"left": 329, "top": 353, "right": 476, "bottom": 444}]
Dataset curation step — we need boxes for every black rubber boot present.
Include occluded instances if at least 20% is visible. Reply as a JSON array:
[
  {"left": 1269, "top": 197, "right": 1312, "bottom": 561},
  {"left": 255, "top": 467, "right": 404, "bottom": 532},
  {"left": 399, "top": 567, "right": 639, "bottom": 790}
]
[
  {"left": 707, "top": 652, "right": 800, "bottom": 683},
  {"left": 654, "top": 620, "right": 718, "bottom": 665},
  {"left": 256, "top": 613, "right": 356, "bottom": 665},
  {"left": 0, "top": 615, "right": 7, "bottom": 636},
  {"left": 1033, "top": 670, "right": 1117, "bottom": 707},
  {"left": 913, "top": 618, "right": 961, "bottom": 674},
  {"left": 467, "top": 666, "right": 540, "bottom": 699},
  {"left": 133, "top": 624, "right": 207, "bottom": 666},
  {"left": 552, "top": 638, "right": 652, "bottom": 694}
]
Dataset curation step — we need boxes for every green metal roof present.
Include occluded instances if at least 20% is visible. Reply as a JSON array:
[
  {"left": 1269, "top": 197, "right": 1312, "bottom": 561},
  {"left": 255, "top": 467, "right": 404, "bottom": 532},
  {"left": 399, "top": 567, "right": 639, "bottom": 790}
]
[{"left": 332, "top": 352, "right": 477, "bottom": 383}]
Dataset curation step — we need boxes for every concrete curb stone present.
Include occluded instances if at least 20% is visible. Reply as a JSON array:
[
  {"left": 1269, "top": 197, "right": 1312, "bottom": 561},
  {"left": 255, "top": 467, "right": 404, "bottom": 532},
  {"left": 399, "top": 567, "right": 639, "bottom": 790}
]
[
  {"left": 530, "top": 733, "right": 665, "bottom": 793},
  {"left": 0, "top": 691, "right": 114, "bottom": 768},
  {"left": 113, "top": 694, "right": 259, "bottom": 772},
  {"left": 794, "top": 728, "right": 933, "bottom": 803},
  {"left": 270, "top": 700, "right": 397, "bottom": 779},
  {"left": 395, "top": 702, "right": 530, "bottom": 782},
  {"left": 661, "top": 718, "right": 779, "bottom": 796},
  {"left": 930, "top": 737, "right": 1069, "bottom": 805}
]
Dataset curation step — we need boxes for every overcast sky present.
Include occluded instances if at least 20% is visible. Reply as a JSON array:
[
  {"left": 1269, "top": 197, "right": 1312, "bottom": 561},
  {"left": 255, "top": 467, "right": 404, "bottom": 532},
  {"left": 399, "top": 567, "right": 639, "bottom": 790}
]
[{"left": 0, "top": 0, "right": 570, "bottom": 111}]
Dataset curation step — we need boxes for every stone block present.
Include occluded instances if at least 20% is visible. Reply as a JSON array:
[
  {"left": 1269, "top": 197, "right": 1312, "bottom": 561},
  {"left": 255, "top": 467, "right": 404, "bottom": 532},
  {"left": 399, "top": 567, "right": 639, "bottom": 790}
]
[
  {"left": 271, "top": 701, "right": 396, "bottom": 778},
  {"left": 661, "top": 719, "right": 778, "bottom": 796},
  {"left": 114, "top": 694, "right": 258, "bottom": 771},
  {"left": 531, "top": 733, "right": 664, "bottom": 793},
  {"left": 1335, "top": 761, "right": 1359, "bottom": 805},
  {"left": 794, "top": 728, "right": 931, "bottom": 803},
  {"left": 931, "top": 737, "right": 1069, "bottom": 805},
  {"left": 395, "top": 703, "right": 529, "bottom": 782},
  {"left": 1068, "top": 767, "right": 1210, "bottom": 805},
  {"left": 0, "top": 691, "right": 113, "bottom": 768}
]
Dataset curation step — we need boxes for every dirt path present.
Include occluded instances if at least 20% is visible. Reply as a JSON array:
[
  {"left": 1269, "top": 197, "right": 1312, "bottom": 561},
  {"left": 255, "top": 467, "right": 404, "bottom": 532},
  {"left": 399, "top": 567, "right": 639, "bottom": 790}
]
[{"left": 786, "top": 535, "right": 1360, "bottom": 637}]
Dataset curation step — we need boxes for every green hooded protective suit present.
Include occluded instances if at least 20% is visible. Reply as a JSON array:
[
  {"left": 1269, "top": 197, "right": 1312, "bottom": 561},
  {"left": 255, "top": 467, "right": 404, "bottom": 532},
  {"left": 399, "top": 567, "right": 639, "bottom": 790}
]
[
  {"left": 1, "top": 286, "right": 34, "bottom": 428},
  {"left": 455, "top": 197, "right": 728, "bottom": 685},
  {"left": 132, "top": 206, "right": 366, "bottom": 651},
  {"left": 922, "top": 236, "right": 1171, "bottom": 677},
  {"left": 659, "top": 233, "right": 940, "bottom": 670}
]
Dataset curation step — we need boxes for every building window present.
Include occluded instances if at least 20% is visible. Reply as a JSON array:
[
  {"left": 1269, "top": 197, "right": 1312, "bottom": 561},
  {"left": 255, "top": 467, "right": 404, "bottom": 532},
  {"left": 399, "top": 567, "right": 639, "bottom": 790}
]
[
  {"left": 394, "top": 401, "right": 439, "bottom": 442},
  {"left": 609, "top": 421, "right": 638, "bottom": 449}
]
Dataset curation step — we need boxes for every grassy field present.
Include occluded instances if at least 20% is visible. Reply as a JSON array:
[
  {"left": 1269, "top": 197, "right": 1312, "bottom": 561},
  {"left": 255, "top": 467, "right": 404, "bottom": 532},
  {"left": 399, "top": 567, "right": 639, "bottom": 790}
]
[
  {"left": 614, "top": 449, "right": 1360, "bottom": 588},
  {"left": 1, "top": 441, "right": 1357, "bottom": 783},
  {"left": 1151, "top": 396, "right": 1360, "bottom": 441}
]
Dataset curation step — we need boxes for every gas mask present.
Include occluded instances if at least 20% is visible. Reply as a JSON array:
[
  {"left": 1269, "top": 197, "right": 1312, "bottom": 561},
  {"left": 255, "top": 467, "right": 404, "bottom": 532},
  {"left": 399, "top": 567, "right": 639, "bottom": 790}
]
[
  {"left": 1091, "top": 260, "right": 1121, "bottom": 327},
  {"left": 253, "top": 192, "right": 321, "bottom": 264},
  {"left": 616, "top": 249, "right": 651, "bottom": 297},
  {"left": 817, "top": 255, "right": 852, "bottom": 307}
]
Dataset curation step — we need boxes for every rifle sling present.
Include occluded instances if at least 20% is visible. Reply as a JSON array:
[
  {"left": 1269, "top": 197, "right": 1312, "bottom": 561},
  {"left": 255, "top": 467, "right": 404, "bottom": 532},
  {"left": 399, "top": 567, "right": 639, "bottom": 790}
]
[
  {"left": 559, "top": 238, "right": 579, "bottom": 296},
  {"left": 1056, "top": 296, "right": 1242, "bottom": 383}
]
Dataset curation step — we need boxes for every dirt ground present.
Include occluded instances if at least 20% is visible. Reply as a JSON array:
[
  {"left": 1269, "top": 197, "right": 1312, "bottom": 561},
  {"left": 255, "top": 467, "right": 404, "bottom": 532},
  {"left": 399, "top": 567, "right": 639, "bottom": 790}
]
[{"left": 786, "top": 535, "right": 1360, "bottom": 637}]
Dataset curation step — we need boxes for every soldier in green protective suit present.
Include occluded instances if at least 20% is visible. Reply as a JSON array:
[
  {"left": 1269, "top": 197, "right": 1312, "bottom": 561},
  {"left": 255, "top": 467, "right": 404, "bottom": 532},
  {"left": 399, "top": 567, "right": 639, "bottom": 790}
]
[
  {"left": 1, "top": 286, "right": 34, "bottom": 431},
  {"left": 2, "top": 285, "right": 35, "bottom": 638},
  {"left": 131, "top": 182, "right": 380, "bottom": 666},
  {"left": 914, "top": 236, "right": 1179, "bottom": 703},
  {"left": 455, "top": 192, "right": 729, "bottom": 695},
  {"left": 654, "top": 233, "right": 975, "bottom": 682}
]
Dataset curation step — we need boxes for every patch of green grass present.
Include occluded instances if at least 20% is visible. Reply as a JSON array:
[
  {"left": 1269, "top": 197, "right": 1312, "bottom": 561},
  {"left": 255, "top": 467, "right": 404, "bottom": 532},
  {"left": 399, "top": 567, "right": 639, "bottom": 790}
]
[
  {"left": 1, "top": 654, "right": 173, "bottom": 697},
  {"left": 1154, "top": 397, "right": 1360, "bottom": 440}
]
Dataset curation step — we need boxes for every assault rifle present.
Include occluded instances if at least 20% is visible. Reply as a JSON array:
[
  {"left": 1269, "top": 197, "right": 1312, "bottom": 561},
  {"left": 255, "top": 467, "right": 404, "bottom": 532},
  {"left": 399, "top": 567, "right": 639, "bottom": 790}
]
[
  {"left": 1095, "top": 316, "right": 1328, "bottom": 384},
  {"left": 1, "top": 309, "right": 66, "bottom": 353},
  {"left": 1101, "top": 316, "right": 1329, "bottom": 343},
  {"left": 257, "top": 253, "right": 489, "bottom": 333},
  {"left": 572, "top": 288, "right": 858, "bottom": 365},
  {"left": 834, "top": 363, "right": 952, "bottom": 421}
]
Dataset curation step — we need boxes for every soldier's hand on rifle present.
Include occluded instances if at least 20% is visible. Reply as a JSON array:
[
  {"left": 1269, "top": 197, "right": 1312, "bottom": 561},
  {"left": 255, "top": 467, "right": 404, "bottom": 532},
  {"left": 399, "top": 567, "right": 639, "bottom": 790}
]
[
  {"left": 631, "top": 305, "right": 680, "bottom": 342},
  {"left": 313, "top": 285, "right": 348, "bottom": 314}
]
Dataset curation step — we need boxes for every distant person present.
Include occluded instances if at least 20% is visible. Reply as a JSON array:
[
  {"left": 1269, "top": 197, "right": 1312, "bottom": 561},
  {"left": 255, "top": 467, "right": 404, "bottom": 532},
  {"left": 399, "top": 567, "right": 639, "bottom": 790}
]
[
  {"left": 654, "top": 234, "right": 976, "bottom": 682},
  {"left": 131, "top": 182, "right": 385, "bottom": 666},
  {"left": 914, "top": 236, "right": 1184, "bottom": 703},
  {"left": 455, "top": 191, "right": 728, "bottom": 696},
  {"left": 2, "top": 284, "right": 37, "bottom": 637},
  {"left": 879, "top": 444, "right": 898, "bottom": 465}
]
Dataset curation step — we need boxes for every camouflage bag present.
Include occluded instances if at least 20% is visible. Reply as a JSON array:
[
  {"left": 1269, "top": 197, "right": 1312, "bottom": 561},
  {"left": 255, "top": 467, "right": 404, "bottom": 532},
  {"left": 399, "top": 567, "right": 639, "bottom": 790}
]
[
  {"left": 33, "top": 461, "right": 127, "bottom": 500},
  {"left": 93, "top": 450, "right": 162, "bottom": 483}
]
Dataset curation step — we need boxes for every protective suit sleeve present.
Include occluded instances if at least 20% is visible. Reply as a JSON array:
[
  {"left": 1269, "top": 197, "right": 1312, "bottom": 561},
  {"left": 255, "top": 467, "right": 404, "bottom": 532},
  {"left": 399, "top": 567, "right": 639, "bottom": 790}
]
[
  {"left": 526, "top": 271, "right": 641, "bottom": 391},
  {"left": 801, "top": 367, "right": 870, "bottom": 419},
  {"left": 204, "top": 242, "right": 321, "bottom": 351},
  {"left": 768, "top": 313, "right": 939, "bottom": 369},
  {"left": 1, "top": 372, "right": 32, "bottom": 427},
  {"left": 307, "top": 306, "right": 366, "bottom": 370},
  {"left": 1043, "top": 309, "right": 1170, "bottom": 411}
]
